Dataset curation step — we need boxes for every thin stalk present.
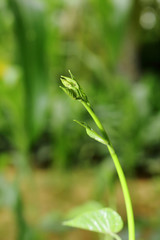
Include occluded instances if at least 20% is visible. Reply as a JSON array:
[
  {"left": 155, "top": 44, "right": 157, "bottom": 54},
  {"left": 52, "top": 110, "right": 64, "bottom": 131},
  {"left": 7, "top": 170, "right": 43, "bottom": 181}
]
[
  {"left": 81, "top": 101, "right": 110, "bottom": 142},
  {"left": 82, "top": 101, "right": 135, "bottom": 240}
]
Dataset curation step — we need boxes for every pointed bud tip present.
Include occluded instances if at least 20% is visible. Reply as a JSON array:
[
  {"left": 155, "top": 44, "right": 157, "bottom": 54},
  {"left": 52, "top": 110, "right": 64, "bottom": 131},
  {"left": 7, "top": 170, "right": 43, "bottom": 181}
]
[
  {"left": 73, "top": 119, "right": 81, "bottom": 124},
  {"left": 68, "top": 70, "right": 74, "bottom": 79}
]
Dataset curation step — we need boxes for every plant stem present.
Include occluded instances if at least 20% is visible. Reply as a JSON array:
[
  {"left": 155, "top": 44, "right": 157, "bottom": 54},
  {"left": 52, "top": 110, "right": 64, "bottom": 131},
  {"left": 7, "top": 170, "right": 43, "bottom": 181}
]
[
  {"left": 81, "top": 101, "right": 135, "bottom": 240},
  {"left": 81, "top": 102, "right": 110, "bottom": 142}
]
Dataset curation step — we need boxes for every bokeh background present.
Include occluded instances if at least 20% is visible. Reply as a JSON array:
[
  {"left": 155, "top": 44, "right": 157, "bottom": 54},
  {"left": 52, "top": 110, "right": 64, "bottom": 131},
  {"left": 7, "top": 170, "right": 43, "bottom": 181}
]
[{"left": 0, "top": 0, "right": 160, "bottom": 239}]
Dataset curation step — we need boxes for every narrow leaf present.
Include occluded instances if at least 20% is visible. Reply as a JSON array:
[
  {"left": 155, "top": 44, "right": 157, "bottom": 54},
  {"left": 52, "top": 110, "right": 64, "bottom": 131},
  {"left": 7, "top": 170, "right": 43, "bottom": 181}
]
[
  {"left": 74, "top": 120, "right": 107, "bottom": 145},
  {"left": 68, "top": 69, "right": 74, "bottom": 79},
  {"left": 60, "top": 86, "right": 77, "bottom": 99}
]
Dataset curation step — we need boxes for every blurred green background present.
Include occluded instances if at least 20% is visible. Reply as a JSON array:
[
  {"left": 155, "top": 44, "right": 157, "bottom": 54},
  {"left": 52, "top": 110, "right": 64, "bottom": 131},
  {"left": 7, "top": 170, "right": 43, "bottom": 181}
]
[{"left": 0, "top": 0, "right": 160, "bottom": 239}]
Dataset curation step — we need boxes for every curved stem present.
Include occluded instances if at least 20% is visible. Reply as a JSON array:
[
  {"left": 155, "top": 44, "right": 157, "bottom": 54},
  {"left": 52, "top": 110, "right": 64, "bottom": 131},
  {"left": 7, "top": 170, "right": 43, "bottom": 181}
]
[
  {"left": 81, "top": 101, "right": 135, "bottom": 240},
  {"left": 81, "top": 101, "right": 110, "bottom": 142},
  {"left": 107, "top": 144, "right": 135, "bottom": 240}
]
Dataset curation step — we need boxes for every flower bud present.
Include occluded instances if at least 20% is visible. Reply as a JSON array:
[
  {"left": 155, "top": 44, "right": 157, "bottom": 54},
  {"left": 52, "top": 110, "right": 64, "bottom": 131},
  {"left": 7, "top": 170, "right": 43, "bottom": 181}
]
[
  {"left": 60, "top": 76, "right": 80, "bottom": 89},
  {"left": 60, "top": 71, "right": 90, "bottom": 104},
  {"left": 60, "top": 86, "right": 79, "bottom": 100}
]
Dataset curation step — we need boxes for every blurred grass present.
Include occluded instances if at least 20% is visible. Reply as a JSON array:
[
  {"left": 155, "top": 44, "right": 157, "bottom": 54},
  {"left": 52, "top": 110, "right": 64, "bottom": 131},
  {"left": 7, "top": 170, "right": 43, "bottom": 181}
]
[
  {"left": 0, "top": 0, "right": 160, "bottom": 239},
  {"left": 0, "top": 0, "right": 159, "bottom": 173},
  {"left": 8, "top": 0, "right": 50, "bottom": 143}
]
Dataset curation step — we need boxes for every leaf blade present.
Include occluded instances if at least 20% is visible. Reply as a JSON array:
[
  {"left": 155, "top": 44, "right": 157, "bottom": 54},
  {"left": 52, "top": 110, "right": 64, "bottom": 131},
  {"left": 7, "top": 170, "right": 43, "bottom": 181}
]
[
  {"left": 63, "top": 208, "right": 123, "bottom": 240},
  {"left": 74, "top": 120, "right": 107, "bottom": 145}
]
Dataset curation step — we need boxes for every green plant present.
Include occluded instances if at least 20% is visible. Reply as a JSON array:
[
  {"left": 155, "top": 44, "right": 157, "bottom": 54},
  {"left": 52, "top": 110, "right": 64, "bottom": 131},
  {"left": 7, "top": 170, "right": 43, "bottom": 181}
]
[
  {"left": 60, "top": 71, "right": 135, "bottom": 240},
  {"left": 8, "top": 0, "right": 50, "bottom": 144}
]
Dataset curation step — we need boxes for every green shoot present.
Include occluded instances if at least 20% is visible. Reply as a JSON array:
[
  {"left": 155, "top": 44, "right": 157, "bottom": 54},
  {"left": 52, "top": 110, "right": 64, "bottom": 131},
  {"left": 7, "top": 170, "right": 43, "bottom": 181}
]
[{"left": 60, "top": 71, "right": 135, "bottom": 240}]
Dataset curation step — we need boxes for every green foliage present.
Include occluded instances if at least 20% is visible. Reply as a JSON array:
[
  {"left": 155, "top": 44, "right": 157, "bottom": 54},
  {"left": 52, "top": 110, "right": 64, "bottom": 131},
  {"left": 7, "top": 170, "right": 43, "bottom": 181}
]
[
  {"left": 0, "top": 0, "right": 158, "bottom": 174},
  {"left": 64, "top": 208, "right": 123, "bottom": 240},
  {"left": 0, "top": 1, "right": 160, "bottom": 240},
  {"left": 60, "top": 73, "right": 135, "bottom": 240},
  {"left": 8, "top": 0, "right": 50, "bottom": 143},
  {"left": 90, "top": 0, "right": 133, "bottom": 67},
  {"left": 0, "top": 70, "right": 28, "bottom": 153}
]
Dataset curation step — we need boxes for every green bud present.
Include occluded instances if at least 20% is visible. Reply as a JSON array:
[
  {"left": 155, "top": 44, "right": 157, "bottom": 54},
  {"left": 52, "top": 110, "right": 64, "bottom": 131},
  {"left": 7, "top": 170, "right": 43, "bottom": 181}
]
[
  {"left": 60, "top": 77, "right": 73, "bottom": 89},
  {"left": 60, "top": 71, "right": 90, "bottom": 105},
  {"left": 60, "top": 86, "right": 78, "bottom": 99},
  {"left": 60, "top": 76, "right": 80, "bottom": 89},
  {"left": 79, "top": 88, "right": 88, "bottom": 103}
]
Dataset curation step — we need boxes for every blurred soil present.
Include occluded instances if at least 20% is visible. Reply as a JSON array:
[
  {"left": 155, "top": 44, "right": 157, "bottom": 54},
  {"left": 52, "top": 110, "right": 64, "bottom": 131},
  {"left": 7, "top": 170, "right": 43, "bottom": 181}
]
[{"left": 0, "top": 167, "right": 160, "bottom": 240}]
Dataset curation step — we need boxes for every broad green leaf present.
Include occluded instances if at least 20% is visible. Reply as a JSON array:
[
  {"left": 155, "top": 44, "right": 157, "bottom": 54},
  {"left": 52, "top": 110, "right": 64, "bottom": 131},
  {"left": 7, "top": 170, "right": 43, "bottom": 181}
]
[
  {"left": 74, "top": 120, "right": 107, "bottom": 145},
  {"left": 63, "top": 208, "right": 123, "bottom": 240}
]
